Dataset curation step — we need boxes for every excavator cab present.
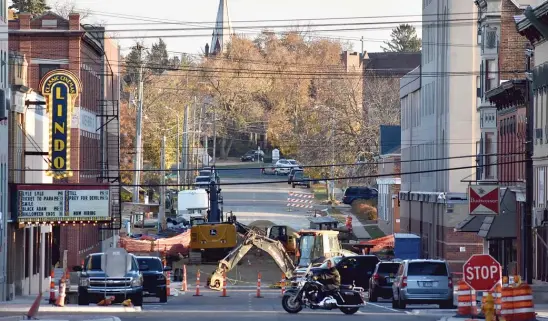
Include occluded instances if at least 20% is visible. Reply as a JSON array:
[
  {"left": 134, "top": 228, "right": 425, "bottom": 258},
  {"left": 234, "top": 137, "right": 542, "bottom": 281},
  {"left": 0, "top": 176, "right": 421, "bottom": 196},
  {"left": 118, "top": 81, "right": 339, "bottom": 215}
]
[
  {"left": 295, "top": 230, "right": 353, "bottom": 267},
  {"left": 266, "top": 225, "right": 296, "bottom": 254}
]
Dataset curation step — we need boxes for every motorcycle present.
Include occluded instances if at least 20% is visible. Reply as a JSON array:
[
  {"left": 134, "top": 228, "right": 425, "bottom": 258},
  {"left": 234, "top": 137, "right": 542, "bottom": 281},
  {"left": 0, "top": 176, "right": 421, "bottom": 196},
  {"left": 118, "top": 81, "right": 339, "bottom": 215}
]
[{"left": 281, "top": 264, "right": 366, "bottom": 315}]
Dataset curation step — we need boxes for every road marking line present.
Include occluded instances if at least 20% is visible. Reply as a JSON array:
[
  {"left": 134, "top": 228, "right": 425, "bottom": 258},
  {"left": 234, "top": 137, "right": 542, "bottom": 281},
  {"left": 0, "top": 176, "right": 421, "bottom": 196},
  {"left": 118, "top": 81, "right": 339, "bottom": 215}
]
[{"left": 365, "top": 302, "right": 402, "bottom": 313}]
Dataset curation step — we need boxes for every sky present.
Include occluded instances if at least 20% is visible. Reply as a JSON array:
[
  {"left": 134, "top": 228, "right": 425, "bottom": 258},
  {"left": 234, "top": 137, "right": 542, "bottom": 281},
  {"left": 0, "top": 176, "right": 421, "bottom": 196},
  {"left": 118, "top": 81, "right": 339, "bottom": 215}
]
[{"left": 40, "top": 0, "right": 422, "bottom": 57}]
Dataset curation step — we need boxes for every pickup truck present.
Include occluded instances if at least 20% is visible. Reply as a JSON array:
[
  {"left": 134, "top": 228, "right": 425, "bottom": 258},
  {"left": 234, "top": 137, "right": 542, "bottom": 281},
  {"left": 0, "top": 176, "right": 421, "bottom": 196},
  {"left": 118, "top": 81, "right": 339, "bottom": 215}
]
[{"left": 73, "top": 252, "right": 144, "bottom": 306}]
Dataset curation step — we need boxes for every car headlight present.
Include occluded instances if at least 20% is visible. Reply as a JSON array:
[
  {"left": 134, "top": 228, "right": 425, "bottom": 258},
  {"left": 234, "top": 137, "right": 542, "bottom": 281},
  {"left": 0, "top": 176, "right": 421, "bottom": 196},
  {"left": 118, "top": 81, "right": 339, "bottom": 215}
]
[
  {"left": 157, "top": 274, "right": 165, "bottom": 281},
  {"left": 131, "top": 277, "right": 142, "bottom": 286},
  {"left": 79, "top": 277, "right": 89, "bottom": 287}
]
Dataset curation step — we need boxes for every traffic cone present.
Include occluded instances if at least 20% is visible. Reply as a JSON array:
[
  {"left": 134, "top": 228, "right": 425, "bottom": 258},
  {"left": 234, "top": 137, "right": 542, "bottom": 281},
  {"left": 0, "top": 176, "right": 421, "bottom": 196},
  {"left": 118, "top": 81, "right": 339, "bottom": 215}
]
[
  {"left": 181, "top": 265, "right": 187, "bottom": 292},
  {"left": 256, "top": 272, "right": 262, "bottom": 298},
  {"left": 220, "top": 271, "right": 228, "bottom": 297},
  {"left": 166, "top": 271, "right": 171, "bottom": 296},
  {"left": 26, "top": 292, "right": 43, "bottom": 319},
  {"left": 281, "top": 273, "right": 286, "bottom": 296},
  {"left": 48, "top": 269, "right": 56, "bottom": 304},
  {"left": 193, "top": 270, "right": 202, "bottom": 296}
]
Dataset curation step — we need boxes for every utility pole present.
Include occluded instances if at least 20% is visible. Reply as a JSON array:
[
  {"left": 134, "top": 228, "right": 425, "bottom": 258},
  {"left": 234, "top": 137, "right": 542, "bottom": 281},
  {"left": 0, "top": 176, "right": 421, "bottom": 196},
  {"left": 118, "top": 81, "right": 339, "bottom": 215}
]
[
  {"left": 212, "top": 108, "right": 217, "bottom": 165},
  {"left": 159, "top": 135, "right": 166, "bottom": 230},
  {"left": 176, "top": 113, "right": 180, "bottom": 190},
  {"left": 330, "top": 115, "right": 336, "bottom": 202},
  {"left": 524, "top": 48, "right": 534, "bottom": 284},
  {"left": 197, "top": 101, "right": 204, "bottom": 168},
  {"left": 192, "top": 97, "right": 197, "bottom": 171},
  {"left": 182, "top": 104, "right": 190, "bottom": 188},
  {"left": 133, "top": 46, "right": 144, "bottom": 203}
]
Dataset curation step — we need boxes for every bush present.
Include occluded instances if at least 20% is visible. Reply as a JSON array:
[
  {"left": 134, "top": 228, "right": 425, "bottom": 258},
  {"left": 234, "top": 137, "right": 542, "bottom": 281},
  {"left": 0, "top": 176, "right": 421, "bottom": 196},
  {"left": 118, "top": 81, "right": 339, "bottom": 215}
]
[{"left": 351, "top": 200, "right": 378, "bottom": 221}]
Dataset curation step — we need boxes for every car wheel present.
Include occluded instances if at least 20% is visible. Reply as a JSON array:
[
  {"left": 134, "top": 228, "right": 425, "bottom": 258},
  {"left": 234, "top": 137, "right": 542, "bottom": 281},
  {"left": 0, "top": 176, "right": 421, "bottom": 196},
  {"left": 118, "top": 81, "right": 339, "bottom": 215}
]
[
  {"left": 368, "top": 289, "right": 378, "bottom": 302},
  {"left": 306, "top": 184, "right": 310, "bottom": 188},
  {"left": 77, "top": 294, "right": 89, "bottom": 306},
  {"left": 391, "top": 297, "right": 398, "bottom": 309},
  {"left": 439, "top": 299, "right": 453, "bottom": 309},
  {"left": 292, "top": 184, "right": 295, "bottom": 188},
  {"left": 398, "top": 293, "right": 407, "bottom": 309},
  {"left": 131, "top": 292, "right": 143, "bottom": 307},
  {"left": 159, "top": 289, "right": 168, "bottom": 303}
]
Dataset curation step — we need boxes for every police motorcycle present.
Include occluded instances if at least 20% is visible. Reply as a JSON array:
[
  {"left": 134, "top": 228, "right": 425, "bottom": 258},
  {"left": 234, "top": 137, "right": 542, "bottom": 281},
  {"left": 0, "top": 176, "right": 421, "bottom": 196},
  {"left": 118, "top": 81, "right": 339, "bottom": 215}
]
[{"left": 281, "top": 263, "right": 366, "bottom": 315}]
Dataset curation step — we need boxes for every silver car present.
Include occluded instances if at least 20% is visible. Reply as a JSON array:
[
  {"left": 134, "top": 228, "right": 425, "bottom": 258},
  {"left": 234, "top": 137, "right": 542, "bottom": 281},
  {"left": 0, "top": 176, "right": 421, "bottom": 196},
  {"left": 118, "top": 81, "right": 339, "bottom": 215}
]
[{"left": 392, "top": 259, "right": 453, "bottom": 309}]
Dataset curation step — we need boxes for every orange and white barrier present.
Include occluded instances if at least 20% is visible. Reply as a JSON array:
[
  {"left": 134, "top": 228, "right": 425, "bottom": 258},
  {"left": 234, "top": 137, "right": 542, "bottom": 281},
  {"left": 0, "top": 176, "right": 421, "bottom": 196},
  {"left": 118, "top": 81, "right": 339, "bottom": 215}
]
[
  {"left": 55, "top": 277, "right": 66, "bottom": 307},
  {"left": 166, "top": 271, "right": 171, "bottom": 296},
  {"left": 281, "top": 273, "right": 286, "bottom": 296},
  {"left": 256, "top": 272, "right": 262, "bottom": 298},
  {"left": 456, "top": 280, "right": 477, "bottom": 317}
]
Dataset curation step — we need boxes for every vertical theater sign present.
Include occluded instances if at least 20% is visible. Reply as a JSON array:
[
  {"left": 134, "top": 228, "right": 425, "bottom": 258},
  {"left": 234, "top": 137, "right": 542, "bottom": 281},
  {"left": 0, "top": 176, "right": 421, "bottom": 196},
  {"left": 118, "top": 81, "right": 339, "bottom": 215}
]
[{"left": 39, "top": 70, "right": 81, "bottom": 178}]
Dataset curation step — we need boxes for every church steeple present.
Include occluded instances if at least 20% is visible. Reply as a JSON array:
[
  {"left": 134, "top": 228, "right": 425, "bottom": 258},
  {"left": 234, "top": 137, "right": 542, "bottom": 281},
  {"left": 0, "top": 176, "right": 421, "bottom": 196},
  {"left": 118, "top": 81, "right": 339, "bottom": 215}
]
[{"left": 210, "top": 0, "right": 233, "bottom": 56}]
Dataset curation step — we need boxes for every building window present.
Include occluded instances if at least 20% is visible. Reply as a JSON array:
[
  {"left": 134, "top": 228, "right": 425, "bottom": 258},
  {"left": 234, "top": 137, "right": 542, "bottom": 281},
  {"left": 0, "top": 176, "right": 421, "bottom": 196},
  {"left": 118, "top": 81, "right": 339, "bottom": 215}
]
[
  {"left": 485, "top": 132, "right": 495, "bottom": 179},
  {"left": 39, "top": 64, "right": 61, "bottom": 80},
  {"left": 485, "top": 59, "right": 497, "bottom": 92}
]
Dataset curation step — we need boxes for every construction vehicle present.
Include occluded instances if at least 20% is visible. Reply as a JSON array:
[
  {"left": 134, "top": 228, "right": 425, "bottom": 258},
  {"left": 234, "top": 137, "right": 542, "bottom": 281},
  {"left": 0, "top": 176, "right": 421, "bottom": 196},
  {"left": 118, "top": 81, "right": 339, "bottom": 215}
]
[{"left": 208, "top": 229, "right": 356, "bottom": 290}]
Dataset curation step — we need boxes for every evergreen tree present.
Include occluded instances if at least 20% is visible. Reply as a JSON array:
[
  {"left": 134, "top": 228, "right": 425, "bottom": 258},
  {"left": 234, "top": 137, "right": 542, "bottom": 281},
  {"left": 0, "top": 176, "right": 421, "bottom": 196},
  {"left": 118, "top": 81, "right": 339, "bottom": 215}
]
[
  {"left": 123, "top": 42, "right": 146, "bottom": 86},
  {"left": 381, "top": 24, "right": 422, "bottom": 53},
  {"left": 147, "top": 38, "right": 169, "bottom": 75},
  {"left": 9, "top": 0, "right": 50, "bottom": 16}
]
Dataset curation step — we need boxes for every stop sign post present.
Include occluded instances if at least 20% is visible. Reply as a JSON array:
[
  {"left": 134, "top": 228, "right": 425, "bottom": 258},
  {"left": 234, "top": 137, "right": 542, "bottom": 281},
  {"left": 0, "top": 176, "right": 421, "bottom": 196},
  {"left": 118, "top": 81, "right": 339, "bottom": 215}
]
[{"left": 463, "top": 254, "right": 502, "bottom": 291}]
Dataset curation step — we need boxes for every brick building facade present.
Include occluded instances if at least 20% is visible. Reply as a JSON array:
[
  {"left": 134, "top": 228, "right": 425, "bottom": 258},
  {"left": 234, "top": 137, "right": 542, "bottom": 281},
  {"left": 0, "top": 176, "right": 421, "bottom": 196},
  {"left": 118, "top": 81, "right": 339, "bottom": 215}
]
[{"left": 6, "top": 12, "right": 119, "bottom": 290}]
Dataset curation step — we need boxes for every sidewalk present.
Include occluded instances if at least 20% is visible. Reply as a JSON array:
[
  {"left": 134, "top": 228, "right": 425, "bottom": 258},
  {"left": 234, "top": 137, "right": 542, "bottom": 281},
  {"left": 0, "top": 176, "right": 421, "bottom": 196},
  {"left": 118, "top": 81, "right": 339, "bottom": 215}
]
[
  {"left": 0, "top": 297, "right": 141, "bottom": 313},
  {"left": 0, "top": 317, "right": 121, "bottom": 321}
]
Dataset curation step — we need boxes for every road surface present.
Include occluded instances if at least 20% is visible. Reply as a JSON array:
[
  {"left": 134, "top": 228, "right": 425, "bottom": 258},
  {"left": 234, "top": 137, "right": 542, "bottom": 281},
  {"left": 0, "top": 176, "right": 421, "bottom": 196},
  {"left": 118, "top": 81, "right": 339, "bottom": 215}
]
[{"left": 217, "top": 166, "right": 318, "bottom": 231}]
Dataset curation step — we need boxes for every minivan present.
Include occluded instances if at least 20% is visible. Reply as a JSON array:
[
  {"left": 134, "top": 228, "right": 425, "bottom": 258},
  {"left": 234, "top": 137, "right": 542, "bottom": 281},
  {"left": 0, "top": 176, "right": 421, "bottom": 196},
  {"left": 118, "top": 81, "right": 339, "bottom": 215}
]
[{"left": 391, "top": 259, "right": 453, "bottom": 309}]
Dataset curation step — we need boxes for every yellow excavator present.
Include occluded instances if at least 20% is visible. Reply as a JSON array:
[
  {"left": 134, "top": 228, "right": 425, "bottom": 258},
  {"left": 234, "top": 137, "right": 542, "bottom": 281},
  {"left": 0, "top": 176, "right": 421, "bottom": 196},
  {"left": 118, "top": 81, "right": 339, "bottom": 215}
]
[{"left": 207, "top": 229, "right": 356, "bottom": 290}]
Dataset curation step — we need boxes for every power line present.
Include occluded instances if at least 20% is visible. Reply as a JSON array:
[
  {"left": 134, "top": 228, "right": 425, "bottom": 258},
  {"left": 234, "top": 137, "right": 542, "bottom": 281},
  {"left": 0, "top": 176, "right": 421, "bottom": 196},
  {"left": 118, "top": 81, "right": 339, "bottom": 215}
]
[
  {"left": 11, "top": 152, "right": 524, "bottom": 173},
  {"left": 14, "top": 159, "right": 526, "bottom": 188}
]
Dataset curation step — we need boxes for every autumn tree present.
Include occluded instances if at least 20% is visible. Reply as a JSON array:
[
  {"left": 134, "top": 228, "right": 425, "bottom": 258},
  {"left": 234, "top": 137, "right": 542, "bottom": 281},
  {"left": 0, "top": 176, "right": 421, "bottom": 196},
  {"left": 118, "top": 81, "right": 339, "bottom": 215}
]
[
  {"left": 381, "top": 24, "right": 422, "bottom": 52},
  {"left": 9, "top": 0, "right": 50, "bottom": 16},
  {"left": 51, "top": 0, "right": 90, "bottom": 20}
]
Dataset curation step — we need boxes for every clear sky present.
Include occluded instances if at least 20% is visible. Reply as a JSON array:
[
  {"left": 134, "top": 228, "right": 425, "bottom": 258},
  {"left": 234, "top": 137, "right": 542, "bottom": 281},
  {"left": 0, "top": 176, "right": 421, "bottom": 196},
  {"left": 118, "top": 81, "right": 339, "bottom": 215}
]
[{"left": 44, "top": 0, "right": 422, "bottom": 57}]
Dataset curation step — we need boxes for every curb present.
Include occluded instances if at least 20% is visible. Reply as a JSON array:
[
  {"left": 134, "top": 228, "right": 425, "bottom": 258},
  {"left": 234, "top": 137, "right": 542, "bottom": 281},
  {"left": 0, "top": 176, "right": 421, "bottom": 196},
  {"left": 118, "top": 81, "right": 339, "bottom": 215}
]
[
  {"left": 0, "top": 306, "right": 141, "bottom": 313},
  {"left": 0, "top": 318, "right": 122, "bottom": 321}
]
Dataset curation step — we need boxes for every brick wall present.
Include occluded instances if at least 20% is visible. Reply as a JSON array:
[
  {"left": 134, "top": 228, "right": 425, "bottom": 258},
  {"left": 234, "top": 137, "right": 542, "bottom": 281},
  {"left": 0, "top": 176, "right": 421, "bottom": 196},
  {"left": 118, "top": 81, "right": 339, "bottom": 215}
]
[
  {"left": 9, "top": 12, "right": 102, "bottom": 268},
  {"left": 500, "top": 0, "right": 530, "bottom": 81}
]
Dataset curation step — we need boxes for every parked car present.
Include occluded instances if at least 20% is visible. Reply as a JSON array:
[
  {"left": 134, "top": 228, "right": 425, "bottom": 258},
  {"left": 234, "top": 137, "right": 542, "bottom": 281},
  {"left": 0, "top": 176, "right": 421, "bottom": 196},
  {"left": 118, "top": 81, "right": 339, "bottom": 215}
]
[
  {"left": 241, "top": 150, "right": 264, "bottom": 162},
  {"left": 392, "top": 259, "right": 453, "bottom": 309},
  {"left": 342, "top": 186, "right": 378, "bottom": 205},
  {"left": 288, "top": 168, "right": 303, "bottom": 184},
  {"left": 275, "top": 159, "right": 301, "bottom": 175},
  {"left": 261, "top": 166, "right": 277, "bottom": 175},
  {"left": 135, "top": 256, "right": 171, "bottom": 302},
  {"left": 194, "top": 176, "right": 212, "bottom": 189},
  {"left": 368, "top": 261, "right": 401, "bottom": 301},
  {"left": 74, "top": 253, "right": 144, "bottom": 306},
  {"left": 292, "top": 171, "right": 310, "bottom": 188},
  {"left": 293, "top": 255, "right": 379, "bottom": 290}
]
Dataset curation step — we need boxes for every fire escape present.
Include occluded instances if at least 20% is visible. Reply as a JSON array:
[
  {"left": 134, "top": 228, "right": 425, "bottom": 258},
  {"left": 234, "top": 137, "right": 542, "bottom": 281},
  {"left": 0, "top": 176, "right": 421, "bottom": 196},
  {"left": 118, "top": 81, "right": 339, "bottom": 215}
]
[{"left": 96, "top": 58, "right": 121, "bottom": 230}]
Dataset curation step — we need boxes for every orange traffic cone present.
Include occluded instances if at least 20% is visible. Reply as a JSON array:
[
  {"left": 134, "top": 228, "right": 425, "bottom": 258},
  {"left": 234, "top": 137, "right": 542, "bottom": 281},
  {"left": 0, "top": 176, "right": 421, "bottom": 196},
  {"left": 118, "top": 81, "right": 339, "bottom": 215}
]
[
  {"left": 26, "top": 292, "right": 43, "bottom": 319},
  {"left": 220, "top": 271, "right": 228, "bottom": 297},
  {"left": 256, "top": 272, "right": 262, "bottom": 298},
  {"left": 181, "top": 265, "right": 187, "bottom": 292},
  {"left": 48, "top": 269, "right": 56, "bottom": 304},
  {"left": 54, "top": 277, "right": 66, "bottom": 307}
]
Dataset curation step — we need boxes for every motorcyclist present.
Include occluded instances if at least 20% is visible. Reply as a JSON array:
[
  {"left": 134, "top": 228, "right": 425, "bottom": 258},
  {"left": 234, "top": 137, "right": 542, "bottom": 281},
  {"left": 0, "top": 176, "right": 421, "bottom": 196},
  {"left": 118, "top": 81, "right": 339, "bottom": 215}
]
[{"left": 313, "top": 259, "right": 341, "bottom": 304}]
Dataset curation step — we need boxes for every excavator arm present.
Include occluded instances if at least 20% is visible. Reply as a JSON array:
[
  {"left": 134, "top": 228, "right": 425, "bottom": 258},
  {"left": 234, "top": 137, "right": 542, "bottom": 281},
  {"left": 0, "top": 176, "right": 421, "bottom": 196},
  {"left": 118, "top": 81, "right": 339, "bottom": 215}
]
[{"left": 208, "top": 231, "right": 296, "bottom": 289}]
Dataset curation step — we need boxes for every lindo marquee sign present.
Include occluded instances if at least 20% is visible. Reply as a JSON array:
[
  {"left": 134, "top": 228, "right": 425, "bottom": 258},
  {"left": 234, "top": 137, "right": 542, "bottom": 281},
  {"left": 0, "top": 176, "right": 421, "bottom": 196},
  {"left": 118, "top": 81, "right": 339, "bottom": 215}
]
[{"left": 39, "top": 70, "right": 81, "bottom": 178}]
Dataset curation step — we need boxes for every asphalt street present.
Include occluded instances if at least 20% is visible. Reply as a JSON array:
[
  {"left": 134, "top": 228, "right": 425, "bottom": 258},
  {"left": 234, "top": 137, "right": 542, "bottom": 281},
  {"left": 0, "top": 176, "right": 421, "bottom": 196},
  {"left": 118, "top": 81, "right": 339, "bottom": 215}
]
[
  {"left": 217, "top": 165, "right": 320, "bottom": 231},
  {"left": 0, "top": 288, "right": 455, "bottom": 321}
]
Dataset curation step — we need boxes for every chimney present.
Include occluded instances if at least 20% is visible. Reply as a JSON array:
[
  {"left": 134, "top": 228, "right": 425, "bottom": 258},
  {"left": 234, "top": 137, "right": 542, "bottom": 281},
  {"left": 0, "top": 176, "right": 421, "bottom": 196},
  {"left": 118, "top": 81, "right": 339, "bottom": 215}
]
[
  {"left": 68, "top": 13, "right": 80, "bottom": 30},
  {"left": 18, "top": 12, "right": 31, "bottom": 29}
]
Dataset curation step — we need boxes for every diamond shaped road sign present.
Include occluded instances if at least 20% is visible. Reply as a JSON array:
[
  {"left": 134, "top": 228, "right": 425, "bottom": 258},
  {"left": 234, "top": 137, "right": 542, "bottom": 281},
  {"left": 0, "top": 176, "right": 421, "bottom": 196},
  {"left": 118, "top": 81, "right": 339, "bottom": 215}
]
[{"left": 469, "top": 185, "right": 500, "bottom": 215}]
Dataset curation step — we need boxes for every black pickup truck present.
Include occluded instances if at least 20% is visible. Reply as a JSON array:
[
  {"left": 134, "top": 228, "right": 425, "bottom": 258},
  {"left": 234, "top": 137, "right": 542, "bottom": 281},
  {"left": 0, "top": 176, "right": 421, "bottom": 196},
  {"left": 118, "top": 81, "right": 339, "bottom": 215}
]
[{"left": 136, "top": 256, "right": 171, "bottom": 302}]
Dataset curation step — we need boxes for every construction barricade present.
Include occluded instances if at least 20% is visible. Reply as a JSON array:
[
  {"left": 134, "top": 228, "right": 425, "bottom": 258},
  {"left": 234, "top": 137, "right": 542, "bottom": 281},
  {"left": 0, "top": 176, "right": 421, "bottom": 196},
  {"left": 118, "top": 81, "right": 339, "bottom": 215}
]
[
  {"left": 286, "top": 191, "right": 314, "bottom": 211},
  {"left": 500, "top": 276, "right": 536, "bottom": 321},
  {"left": 456, "top": 280, "right": 477, "bottom": 317}
]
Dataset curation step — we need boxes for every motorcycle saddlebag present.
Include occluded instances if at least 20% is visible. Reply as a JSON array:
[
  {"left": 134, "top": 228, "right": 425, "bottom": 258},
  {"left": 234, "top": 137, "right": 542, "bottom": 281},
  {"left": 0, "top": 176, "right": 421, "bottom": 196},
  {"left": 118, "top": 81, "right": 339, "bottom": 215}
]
[{"left": 337, "top": 291, "right": 364, "bottom": 305}]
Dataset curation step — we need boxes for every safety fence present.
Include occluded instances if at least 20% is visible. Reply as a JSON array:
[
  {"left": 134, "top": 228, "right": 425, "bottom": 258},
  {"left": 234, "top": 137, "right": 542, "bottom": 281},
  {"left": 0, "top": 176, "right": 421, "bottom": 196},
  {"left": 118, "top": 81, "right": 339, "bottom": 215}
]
[{"left": 286, "top": 191, "right": 315, "bottom": 211}]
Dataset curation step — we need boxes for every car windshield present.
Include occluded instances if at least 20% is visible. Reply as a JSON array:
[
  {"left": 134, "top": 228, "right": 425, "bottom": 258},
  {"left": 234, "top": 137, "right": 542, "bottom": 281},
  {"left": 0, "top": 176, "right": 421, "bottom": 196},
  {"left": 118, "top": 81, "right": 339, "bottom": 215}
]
[
  {"left": 320, "top": 256, "right": 343, "bottom": 268},
  {"left": 196, "top": 177, "right": 210, "bottom": 183},
  {"left": 136, "top": 258, "right": 163, "bottom": 271},
  {"left": 85, "top": 255, "right": 137, "bottom": 271},
  {"left": 407, "top": 262, "right": 448, "bottom": 276},
  {"left": 377, "top": 263, "right": 400, "bottom": 274},
  {"left": 294, "top": 171, "right": 303, "bottom": 178},
  {"left": 199, "top": 171, "right": 210, "bottom": 177},
  {"left": 288, "top": 160, "right": 298, "bottom": 165}
]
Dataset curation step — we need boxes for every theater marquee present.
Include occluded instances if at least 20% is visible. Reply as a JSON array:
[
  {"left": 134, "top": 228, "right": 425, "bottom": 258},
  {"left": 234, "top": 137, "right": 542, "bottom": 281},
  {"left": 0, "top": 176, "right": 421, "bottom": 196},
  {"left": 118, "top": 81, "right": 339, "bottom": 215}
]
[
  {"left": 39, "top": 70, "right": 82, "bottom": 178},
  {"left": 15, "top": 185, "right": 110, "bottom": 223}
]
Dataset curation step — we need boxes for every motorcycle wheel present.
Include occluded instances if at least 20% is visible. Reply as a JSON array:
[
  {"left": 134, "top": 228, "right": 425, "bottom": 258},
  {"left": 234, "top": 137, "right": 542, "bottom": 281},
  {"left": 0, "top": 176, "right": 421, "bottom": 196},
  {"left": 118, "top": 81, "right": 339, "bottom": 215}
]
[
  {"left": 339, "top": 307, "right": 360, "bottom": 315},
  {"left": 282, "top": 294, "right": 303, "bottom": 314}
]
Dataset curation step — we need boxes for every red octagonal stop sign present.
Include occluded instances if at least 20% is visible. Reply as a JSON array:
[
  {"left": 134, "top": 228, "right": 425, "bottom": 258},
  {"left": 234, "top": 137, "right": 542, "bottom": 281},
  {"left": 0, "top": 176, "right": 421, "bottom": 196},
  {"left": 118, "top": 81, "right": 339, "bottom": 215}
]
[{"left": 463, "top": 254, "right": 502, "bottom": 291}]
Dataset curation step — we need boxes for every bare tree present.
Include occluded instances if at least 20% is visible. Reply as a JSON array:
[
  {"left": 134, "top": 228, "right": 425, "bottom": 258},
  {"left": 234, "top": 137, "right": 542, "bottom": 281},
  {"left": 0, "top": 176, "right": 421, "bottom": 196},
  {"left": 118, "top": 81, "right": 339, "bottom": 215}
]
[{"left": 52, "top": 0, "right": 91, "bottom": 20}]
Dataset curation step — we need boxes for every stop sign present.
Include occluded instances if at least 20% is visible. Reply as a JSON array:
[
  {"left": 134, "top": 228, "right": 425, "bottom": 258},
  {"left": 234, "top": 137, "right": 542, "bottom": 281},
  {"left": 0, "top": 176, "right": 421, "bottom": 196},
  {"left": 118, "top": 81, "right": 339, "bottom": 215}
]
[{"left": 462, "top": 254, "right": 502, "bottom": 291}]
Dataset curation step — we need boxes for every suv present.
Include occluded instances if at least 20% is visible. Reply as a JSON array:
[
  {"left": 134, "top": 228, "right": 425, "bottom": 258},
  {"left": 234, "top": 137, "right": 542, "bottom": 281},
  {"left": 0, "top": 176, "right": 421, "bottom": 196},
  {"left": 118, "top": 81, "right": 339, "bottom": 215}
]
[
  {"left": 74, "top": 253, "right": 144, "bottom": 306},
  {"left": 288, "top": 168, "right": 303, "bottom": 184},
  {"left": 291, "top": 171, "right": 310, "bottom": 189},
  {"left": 241, "top": 150, "right": 264, "bottom": 162},
  {"left": 368, "top": 261, "right": 400, "bottom": 301},
  {"left": 275, "top": 159, "right": 301, "bottom": 175},
  {"left": 136, "top": 256, "right": 171, "bottom": 302},
  {"left": 342, "top": 186, "right": 378, "bottom": 205},
  {"left": 392, "top": 259, "right": 453, "bottom": 309}
]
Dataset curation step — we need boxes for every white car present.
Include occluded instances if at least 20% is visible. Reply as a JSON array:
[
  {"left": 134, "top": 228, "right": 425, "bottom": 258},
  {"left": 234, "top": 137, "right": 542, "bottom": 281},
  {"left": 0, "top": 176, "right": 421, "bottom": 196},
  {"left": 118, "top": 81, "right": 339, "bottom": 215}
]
[{"left": 275, "top": 159, "right": 302, "bottom": 175}]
